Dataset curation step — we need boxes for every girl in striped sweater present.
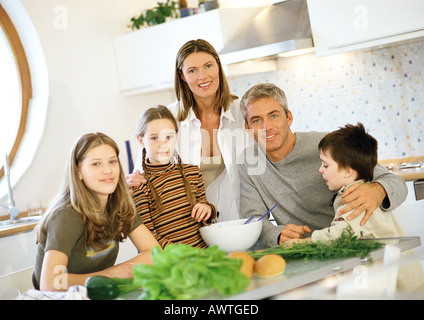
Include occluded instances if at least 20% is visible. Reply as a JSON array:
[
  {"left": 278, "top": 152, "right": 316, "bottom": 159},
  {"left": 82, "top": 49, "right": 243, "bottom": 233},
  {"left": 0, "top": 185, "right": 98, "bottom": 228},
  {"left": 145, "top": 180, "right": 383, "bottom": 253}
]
[{"left": 132, "top": 105, "right": 217, "bottom": 248}]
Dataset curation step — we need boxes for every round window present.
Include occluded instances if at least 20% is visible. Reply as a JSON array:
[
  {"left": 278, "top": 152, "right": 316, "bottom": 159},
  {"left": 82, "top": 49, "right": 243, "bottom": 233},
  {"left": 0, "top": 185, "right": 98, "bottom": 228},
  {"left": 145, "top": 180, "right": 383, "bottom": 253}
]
[{"left": 0, "top": 2, "right": 48, "bottom": 200}]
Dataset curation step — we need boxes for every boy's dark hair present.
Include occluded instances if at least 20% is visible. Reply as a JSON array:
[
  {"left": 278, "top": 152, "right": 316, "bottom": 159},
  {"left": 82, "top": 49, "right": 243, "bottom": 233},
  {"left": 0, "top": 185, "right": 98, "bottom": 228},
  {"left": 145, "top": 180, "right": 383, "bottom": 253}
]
[{"left": 318, "top": 122, "right": 378, "bottom": 182}]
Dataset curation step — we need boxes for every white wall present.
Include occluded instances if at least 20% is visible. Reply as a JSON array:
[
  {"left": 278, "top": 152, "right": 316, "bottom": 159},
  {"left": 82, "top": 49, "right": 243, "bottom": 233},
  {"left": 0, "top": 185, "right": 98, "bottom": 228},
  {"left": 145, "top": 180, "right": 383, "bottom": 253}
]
[
  {"left": 0, "top": 0, "right": 421, "bottom": 278},
  {"left": 1, "top": 0, "right": 178, "bottom": 214},
  {"left": 0, "top": 0, "right": 269, "bottom": 275},
  {"left": 1, "top": 0, "right": 270, "bottom": 217},
  {"left": 228, "top": 39, "right": 424, "bottom": 160}
]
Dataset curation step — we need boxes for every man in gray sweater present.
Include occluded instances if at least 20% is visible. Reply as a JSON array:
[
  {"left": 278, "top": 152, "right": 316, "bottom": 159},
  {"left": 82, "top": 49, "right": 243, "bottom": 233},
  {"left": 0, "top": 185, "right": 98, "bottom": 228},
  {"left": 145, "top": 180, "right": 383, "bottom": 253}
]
[{"left": 238, "top": 83, "right": 407, "bottom": 248}]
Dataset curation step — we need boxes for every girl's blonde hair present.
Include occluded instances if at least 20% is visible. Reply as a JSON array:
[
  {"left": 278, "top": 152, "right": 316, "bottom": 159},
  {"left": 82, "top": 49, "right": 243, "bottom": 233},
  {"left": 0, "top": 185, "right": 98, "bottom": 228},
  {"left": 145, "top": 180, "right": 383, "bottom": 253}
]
[
  {"left": 174, "top": 39, "right": 238, "bottom": 121},
  {"left": 135, "top": 105, "right": 196, "bottom": 210},
  {"left": 36, "top": 132, "right": 137, "bottom": 251}
]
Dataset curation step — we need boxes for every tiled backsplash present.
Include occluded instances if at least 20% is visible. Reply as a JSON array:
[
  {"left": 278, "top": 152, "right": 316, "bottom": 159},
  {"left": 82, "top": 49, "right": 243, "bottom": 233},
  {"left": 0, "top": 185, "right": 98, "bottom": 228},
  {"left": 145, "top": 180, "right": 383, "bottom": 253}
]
[{"left": 228, "top": 39, "right": 424, "bottom": 161}]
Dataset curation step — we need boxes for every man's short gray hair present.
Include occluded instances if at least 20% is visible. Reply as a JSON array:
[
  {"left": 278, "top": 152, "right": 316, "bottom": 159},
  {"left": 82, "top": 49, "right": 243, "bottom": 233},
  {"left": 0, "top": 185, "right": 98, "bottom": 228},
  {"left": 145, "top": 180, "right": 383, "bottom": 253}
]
[{"left": 240, "top": 83, "right": 289, "bottom": 122}]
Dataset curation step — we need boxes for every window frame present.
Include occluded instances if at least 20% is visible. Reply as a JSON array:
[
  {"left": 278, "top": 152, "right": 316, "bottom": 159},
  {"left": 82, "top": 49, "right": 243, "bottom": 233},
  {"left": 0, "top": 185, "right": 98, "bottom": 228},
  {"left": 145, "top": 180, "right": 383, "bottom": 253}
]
[{"left": 0, "top": 3, "right": 32, "bottom": 180}]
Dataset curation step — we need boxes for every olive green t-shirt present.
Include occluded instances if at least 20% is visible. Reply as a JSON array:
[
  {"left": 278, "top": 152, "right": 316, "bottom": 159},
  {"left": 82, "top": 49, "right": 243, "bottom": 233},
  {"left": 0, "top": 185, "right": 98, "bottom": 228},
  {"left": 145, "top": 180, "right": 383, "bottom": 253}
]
[{"left": 32, "top": 207, "right": 143, "bottom": 290}]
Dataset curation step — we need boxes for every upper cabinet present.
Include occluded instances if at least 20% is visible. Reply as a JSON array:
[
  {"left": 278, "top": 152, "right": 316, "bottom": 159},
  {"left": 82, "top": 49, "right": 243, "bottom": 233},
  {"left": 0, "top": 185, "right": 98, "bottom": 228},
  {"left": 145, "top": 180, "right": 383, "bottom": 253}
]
[
  {"left": 307, "top": 0, "right": 424, "bottom": 56},
  {"left": 113, "top": 7, "right": 263, "bottom": 95}
]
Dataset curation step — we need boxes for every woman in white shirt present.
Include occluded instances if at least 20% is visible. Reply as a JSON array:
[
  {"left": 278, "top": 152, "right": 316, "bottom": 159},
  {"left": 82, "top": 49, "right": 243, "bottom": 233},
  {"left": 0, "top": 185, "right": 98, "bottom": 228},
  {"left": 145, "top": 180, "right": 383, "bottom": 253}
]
[{"left": 128, "top": 39, "right": 250, "bottom": 221}]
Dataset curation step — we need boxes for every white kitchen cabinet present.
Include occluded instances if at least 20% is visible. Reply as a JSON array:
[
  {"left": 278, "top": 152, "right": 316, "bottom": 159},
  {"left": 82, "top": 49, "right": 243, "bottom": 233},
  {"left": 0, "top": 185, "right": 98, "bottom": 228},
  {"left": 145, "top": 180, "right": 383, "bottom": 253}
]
[
  {"left": 307, "top": 0, "right": 424, "bottom": 56},
  {"left": 113, "top": 7, "right": 263, "bottom": 95},
  {"left": 405, "top": 180, "right": 418, "bottom": 203},
  {"left": 0, "top": 231, "right": 36, "bottom": 277}
]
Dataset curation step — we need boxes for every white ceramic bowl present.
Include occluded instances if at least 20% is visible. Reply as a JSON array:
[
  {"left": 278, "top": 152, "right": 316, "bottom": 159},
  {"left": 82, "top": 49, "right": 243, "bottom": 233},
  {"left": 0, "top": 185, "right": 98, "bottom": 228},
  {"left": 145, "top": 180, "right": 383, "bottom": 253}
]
[{"left": 200, "top": 218, "right": 263, "bottom": 252}]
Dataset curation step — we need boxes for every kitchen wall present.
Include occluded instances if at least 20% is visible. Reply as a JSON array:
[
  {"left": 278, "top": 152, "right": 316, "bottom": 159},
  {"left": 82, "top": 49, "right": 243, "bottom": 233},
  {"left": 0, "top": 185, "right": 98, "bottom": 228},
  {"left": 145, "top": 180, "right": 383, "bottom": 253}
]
[
  {"left": 0, "top": 0, "right": 422, "bottom": 276},
  {"left": 0, "top": 0, "right": 175, "bottom": 215},
  {"left": 227, "top": 38, "right": 424, "bottom": 161},
  {"left": 0, "top": 0, "right": 270, "bottom": 276},
  {"left": 1, "top": 0, "right": 270, "bottom": 215},
  {"left": 2, "top": 0, "right": 423, "bottom": 215}
]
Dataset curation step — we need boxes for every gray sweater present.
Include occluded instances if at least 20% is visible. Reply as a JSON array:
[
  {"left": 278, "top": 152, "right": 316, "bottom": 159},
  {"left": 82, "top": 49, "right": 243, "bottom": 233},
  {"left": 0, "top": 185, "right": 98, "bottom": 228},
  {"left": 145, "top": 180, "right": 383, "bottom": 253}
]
[{"left": 238, "top": 132, "right": 408, "bottom": 248}]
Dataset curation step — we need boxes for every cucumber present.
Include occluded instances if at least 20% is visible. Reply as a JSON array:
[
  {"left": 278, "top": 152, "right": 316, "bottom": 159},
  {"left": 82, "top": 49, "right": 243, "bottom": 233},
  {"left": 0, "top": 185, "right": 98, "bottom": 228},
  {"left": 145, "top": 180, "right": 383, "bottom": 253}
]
[{"left": 85, "top": 276, "right": 119, "bottom": 300}]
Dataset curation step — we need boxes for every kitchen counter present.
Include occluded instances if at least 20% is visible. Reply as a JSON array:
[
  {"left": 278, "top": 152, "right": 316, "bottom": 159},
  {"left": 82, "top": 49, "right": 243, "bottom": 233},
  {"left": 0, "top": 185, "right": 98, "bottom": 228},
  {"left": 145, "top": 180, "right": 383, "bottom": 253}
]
[
  {"left": 228, "top": 237, "right": 420, "bottom": 300},
  {"left": 0, "top": 213, "right": 41, "bottom": 238},
  {"left": 379, "top": 156, "right": 424, "bottom": 181},
  {"left": 119, "top": 237, "right": 421, "bottom": 300},
  {"left": 17, "top": 237, "right": 421, "bottom": 300}
]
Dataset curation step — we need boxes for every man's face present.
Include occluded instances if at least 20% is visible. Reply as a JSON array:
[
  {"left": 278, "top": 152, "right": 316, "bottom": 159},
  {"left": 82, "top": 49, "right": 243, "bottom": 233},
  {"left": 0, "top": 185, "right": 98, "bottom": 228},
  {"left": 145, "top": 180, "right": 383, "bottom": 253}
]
[{"left": 244, "top": 97, "right": 293, "bottom": 161}]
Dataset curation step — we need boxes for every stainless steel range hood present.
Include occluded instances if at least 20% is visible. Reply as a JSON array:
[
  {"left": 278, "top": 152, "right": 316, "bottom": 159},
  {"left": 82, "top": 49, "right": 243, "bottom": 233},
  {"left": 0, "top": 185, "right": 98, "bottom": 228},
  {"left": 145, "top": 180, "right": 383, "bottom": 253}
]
[{"left": 219, "top": 0, "right": 313, "bottom": 64}]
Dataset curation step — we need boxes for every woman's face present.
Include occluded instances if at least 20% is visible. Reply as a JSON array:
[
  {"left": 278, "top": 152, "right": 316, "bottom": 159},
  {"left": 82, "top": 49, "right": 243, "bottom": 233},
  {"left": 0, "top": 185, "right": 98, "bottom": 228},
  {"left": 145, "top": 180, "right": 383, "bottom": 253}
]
[
  {"left": 138, "top": 118, "right": 177, "bottom": 165},
  {"left": 180, "top": 51, "right": 220, "bottom": 102},
  {"left": 78, "top": 144, "right": 120, "bottom": 205}
]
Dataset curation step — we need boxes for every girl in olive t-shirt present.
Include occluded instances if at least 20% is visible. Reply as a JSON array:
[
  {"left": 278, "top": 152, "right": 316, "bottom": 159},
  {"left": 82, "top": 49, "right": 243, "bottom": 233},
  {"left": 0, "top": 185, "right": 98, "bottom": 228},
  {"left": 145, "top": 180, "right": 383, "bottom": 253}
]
[{"left": 33, "top": 132, "right": 159, "bottom": 291}]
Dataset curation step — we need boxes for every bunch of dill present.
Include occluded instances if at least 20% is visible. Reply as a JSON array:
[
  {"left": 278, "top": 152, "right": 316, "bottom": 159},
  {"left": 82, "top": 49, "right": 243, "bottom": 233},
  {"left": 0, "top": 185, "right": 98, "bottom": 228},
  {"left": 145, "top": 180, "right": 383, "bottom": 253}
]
[{"left": 248, "top": 229, "right": 385, "bottom": 262}]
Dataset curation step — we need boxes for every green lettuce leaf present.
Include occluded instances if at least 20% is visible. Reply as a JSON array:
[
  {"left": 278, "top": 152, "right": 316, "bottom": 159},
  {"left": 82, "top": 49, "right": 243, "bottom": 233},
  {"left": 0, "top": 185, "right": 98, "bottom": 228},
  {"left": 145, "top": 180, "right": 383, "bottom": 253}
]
[{"left": 131, "top": 244, "right": 249, "bottom": 300}]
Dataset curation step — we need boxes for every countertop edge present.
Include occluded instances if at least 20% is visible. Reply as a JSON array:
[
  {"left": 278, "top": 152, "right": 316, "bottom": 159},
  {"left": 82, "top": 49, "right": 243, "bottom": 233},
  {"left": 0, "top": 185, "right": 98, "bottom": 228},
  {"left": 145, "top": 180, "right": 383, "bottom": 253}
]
[
  {"left": 379, "top": 156, "right": 424, "bottom": 181},
  {"left": 0, "top": 222, "right": 38, "bottom": 238},
  {"left": 0, "top": 212, "right": 40, "bottom": 238}
]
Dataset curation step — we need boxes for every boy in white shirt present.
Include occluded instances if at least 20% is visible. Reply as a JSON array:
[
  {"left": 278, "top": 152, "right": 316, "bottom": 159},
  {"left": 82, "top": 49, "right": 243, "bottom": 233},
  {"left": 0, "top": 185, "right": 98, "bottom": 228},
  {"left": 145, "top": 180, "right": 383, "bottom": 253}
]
[
  {"left": 312, "top": 122, "right": 403, "bottom": 242},
  {"left": 303, "top": 122, "right": 423, "bottom": 294}
]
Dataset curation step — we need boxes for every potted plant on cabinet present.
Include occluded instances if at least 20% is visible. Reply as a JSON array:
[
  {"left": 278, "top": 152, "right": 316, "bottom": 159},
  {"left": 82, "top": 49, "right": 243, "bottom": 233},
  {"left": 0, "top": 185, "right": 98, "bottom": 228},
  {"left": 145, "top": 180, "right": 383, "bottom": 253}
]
[{"left": 129, "top": 0, "right": 178, "bottom": 30}]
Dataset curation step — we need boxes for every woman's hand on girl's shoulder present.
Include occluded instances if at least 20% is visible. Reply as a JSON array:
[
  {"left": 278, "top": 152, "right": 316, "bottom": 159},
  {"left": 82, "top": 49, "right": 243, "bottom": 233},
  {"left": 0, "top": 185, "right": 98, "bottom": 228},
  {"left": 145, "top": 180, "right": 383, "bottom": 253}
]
[
  {"left": 126, "top": 170, "right": 147, "bottom": 193},
  {"left": 191, "top": 203, "right": 212, "bottom": 222}
]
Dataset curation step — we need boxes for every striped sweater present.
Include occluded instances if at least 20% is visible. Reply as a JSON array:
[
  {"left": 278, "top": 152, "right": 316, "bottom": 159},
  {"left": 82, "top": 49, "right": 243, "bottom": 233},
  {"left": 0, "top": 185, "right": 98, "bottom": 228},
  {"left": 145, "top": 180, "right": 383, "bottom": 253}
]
[{"left": 132, "top": 161, "right": 217, "bottom": 249}]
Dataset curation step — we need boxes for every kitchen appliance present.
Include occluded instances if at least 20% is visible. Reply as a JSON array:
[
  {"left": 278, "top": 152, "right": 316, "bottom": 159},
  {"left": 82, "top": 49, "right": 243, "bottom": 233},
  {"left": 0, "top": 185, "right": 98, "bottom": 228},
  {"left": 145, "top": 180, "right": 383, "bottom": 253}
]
[
  {"left": 219, "top": 0, "right": 313, "bottom": 64},
  {"left": 414, "top": 179, "right": 424, "bottom": 201}
]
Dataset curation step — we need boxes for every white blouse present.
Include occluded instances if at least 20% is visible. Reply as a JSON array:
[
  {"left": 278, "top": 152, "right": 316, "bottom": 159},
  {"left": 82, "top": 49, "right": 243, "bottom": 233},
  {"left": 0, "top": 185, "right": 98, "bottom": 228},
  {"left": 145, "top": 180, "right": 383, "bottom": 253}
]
[{"left": 165, "top": 99, "right": 251, "bottom": 222}]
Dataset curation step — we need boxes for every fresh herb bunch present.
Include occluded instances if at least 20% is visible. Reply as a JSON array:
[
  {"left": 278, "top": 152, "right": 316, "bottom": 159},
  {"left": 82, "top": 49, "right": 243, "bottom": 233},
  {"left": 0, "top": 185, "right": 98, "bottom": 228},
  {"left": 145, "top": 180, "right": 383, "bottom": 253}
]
[
  {"left": 131, "top": 244, "right": 250, "bottom": 300},
  {"left": 248, "top": 229, "right": 384, "bottom": 262}
]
